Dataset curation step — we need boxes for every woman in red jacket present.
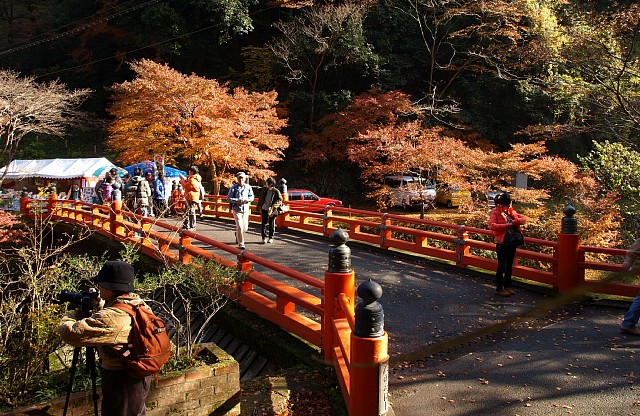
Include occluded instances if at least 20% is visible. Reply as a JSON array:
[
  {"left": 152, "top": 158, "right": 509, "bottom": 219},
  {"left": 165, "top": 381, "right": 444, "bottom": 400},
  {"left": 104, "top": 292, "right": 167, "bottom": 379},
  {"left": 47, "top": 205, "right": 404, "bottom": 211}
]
[{"left": 489, "top": 193, "right": 526, "bottom": 297}]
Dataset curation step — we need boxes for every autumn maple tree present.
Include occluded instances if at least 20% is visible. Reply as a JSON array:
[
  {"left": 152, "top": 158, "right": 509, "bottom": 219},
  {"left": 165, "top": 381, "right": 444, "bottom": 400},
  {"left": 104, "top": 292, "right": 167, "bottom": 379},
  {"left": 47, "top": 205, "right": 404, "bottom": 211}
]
[{"left": 107, "top": 59, "right": 288, "bottom": 193}]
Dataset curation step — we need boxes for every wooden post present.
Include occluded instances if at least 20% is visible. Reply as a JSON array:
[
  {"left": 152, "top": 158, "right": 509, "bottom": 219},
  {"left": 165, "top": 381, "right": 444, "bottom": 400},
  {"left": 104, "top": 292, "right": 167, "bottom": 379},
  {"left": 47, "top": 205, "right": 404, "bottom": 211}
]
[
  {"left": 455, "top": 225, "right": 470, "bottom": 268},
  {"left": 47, "top": 193, "right": 58, "bottom": 216},
  {"left": 350, "top": 333, "right": 389, "bottom": 416},
  {"left": 556, "top": 205, "right": 580, "bottom": 293},
  {"left": 109, "top": 201, "right": 124, "bottom": 238},
  {"left": 237, "top": 251, "right": 253, "bottom": 292},
  {"left": 323, "top": 269, "right": 355, "bottom": 361},
  {"left": 322, "top": 229, "right": 355, "bottom": 361},
  {"left": 179, "top": 231, "right": 192, "bottom": 265},
  {"left": 275, "top": 189, "right": 289, "bottom": 230},
  {"left": 380, "top": 214, "right": 391, "bottom": 249},
  {"left": 20, "top": 191, "right": 29, "bottom": 215},
  {"left": 350, "top": 279, "right": 389, "bottom": 416}
]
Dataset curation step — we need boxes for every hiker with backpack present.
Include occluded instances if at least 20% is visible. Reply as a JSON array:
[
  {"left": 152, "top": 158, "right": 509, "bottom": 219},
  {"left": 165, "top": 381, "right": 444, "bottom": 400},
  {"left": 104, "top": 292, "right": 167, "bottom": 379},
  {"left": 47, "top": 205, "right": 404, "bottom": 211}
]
[
  {"left": 58, "top": 261, "right": 170, "bottom": 415},
  {"left": 124, "top": 167, "right": 152, "bottom": 216}
]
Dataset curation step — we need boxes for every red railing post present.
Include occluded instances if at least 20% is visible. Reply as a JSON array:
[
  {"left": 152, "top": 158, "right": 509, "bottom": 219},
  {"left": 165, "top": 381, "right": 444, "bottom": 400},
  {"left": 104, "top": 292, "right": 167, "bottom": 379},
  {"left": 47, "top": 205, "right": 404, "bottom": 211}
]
[
  {"left": 237, "top": 251, "right": 254, "bottom": 292},
  {"left": 351, "top": 279, "right": 389, "bottom": 416},
  {"left": 556, "top": 205, "right": 580, "bottom": 293},
  {"left": 275, "top": 189, "right": 289, "bottom": 230},
  {"left": 109, "top": 201, "right": 125, "bottom": 239},
  {"left": 455, "top": 225, "right": 470, "bottom": 268},
  {"left": 47, "top": 193, "right": 58, "bottom": 216},
  {"left": 179, "top": 231, "right": 192, "bottom": 265},
  {"left": 322, "top": 229, "right": 355, "bottom": 361},
  {"left": 323, "top": 205, "right": 334, "bottom": 237},
  {"left": 140, "top": 217, "right": 153, "bottom": 246}
]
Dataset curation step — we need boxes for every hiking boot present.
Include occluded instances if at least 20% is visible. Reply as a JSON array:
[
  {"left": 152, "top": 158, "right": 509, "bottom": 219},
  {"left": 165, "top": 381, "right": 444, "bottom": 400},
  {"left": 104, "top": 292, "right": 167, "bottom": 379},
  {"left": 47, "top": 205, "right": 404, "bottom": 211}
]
[{"left": 620, "top": 325, "right": 640, "bottom": 335}]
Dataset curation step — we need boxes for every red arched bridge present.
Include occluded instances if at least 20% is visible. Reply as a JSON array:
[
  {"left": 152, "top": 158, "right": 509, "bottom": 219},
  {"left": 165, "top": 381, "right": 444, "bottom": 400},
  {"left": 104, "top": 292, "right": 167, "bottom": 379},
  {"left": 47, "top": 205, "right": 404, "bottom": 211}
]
[{"left": 18, "top": 194, "right": 634, "bottom": 416}]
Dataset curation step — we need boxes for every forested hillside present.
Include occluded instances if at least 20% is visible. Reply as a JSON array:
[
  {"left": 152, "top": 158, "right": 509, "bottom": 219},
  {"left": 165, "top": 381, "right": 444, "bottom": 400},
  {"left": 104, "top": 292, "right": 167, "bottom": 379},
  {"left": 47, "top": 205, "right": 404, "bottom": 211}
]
[{"left": 1, "top": 0, "right": 639, "bottom": 244}]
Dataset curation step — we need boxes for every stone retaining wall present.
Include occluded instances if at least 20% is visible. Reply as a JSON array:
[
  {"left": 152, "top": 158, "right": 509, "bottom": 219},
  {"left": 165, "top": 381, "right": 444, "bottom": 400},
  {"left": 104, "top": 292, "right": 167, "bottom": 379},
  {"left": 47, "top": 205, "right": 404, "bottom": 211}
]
[{"left": 6, "top": 343, "right": 240, "bottom": 416}]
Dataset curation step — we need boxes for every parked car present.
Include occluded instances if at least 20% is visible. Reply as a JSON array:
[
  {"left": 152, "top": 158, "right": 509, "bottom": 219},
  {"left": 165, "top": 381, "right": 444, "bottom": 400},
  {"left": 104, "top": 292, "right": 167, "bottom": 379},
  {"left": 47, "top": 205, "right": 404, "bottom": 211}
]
[
  {"left": 286, "top": 189, "right": 343, "bottom": 212},
  {"left": 434, "top": 184, "right": 471, "bottom": 208},
  {"left": 384, "top": 175, "right": 436, "bottom": 211}
]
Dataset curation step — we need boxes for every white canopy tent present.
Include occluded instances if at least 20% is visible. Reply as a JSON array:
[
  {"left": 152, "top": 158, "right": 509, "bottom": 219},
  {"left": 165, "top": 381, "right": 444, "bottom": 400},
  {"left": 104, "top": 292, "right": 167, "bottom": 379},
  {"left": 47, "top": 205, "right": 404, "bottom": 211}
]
[
  {"left": 0, "top": 158, "right": 122, "bottom": 202},
  {"left": 0, "top": 158, "right": 119, "bottom": 180}
]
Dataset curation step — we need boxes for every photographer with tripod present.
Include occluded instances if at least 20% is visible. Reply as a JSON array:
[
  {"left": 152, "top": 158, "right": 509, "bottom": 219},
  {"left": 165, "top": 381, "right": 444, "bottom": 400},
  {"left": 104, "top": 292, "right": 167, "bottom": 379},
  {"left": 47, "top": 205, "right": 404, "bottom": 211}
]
[{"left": 58, "top": 261, "right": 152, "bottom": 416}]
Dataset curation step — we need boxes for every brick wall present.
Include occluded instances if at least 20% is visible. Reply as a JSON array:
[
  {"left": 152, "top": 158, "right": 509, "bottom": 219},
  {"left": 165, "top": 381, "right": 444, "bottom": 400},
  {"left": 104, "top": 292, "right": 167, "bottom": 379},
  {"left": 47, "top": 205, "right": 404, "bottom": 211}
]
[{"left": 7, "top": 343, "right": 240, "bottom": 416}]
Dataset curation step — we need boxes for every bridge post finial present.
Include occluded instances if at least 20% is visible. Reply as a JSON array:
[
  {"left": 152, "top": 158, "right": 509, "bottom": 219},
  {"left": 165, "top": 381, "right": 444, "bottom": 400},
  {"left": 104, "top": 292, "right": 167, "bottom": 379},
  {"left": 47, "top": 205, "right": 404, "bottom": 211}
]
[
  {"left": 328, "top": 228, "right": 351, "bottom": 273},
  {"left": 561, "top": 204, "right": 578, "bottom": 234},
  {"left": 322, "top": 228, "right": 355, "bottom": 361},
  {"left": 354, "top": 279, "right": 384, "bottom": 338}
]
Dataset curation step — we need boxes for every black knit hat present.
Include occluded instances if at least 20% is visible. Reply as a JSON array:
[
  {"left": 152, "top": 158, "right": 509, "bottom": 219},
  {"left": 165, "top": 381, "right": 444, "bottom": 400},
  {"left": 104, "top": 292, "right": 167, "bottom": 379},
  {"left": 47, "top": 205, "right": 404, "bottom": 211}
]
[{"left": 93, "top": 261, "right": 135, "bottom": 292}]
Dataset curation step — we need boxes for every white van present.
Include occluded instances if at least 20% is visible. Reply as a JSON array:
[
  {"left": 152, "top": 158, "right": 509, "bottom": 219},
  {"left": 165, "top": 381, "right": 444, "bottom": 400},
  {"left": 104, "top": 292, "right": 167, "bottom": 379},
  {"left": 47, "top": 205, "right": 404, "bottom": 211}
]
[{"left": 384, "top": 175, "right": 436, "bottom": 210}]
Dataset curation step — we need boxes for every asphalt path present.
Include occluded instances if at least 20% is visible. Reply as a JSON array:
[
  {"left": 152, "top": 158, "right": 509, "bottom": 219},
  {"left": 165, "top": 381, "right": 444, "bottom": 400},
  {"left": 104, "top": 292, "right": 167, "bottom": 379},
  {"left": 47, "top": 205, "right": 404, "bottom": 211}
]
[{"left": 159, "top": 215, "right": 640, "bottom": 416}]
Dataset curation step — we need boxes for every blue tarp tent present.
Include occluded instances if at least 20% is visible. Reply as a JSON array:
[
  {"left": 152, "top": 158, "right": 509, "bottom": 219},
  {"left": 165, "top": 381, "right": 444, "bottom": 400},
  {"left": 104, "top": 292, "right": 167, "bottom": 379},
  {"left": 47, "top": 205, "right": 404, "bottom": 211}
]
[{"left": 124, "top": 161, "right": 186, "bottom": 178}]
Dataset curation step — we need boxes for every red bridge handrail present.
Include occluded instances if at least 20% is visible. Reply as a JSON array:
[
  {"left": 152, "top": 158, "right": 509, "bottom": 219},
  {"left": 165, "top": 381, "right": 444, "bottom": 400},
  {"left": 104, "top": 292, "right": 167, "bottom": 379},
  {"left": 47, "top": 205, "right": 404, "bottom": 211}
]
[{"left": 17, "top": 193, "right": 636, "bottom": 416}]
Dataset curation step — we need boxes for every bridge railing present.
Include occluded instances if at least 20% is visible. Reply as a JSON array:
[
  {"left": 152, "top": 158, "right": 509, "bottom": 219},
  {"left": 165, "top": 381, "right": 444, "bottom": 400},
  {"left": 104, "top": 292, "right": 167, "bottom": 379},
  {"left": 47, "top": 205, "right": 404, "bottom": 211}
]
[
  {"left": 45, "top": 193, "right": 633, "bottom": 297},
  {"left": 269, "top": 202, "right": 631, "bottom": 297},
  {"left": 195, "top": 196, "right": 612, "bottom": 293},
  {"left": 17, "top": 193, "right": 636, "bottom": 415},
  {"left": 20, "top": 195, "right": 387, "bottom": 415}
]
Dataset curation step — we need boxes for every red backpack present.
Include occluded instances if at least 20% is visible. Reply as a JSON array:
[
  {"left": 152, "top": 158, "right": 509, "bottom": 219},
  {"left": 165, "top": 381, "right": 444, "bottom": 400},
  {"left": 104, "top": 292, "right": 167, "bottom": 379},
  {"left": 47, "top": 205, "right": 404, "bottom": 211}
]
[{"left": 112, "top": 302, "right": 171, "bottom": 378}]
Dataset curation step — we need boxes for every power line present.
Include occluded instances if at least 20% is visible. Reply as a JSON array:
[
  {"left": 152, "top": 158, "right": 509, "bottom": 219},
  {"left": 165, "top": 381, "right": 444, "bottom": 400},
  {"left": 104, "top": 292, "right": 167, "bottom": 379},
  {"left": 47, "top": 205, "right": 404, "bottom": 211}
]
[
  {"left": 36, "top": 24, "right": 223, "bottom": 79},
  {"left": 33, "top": 4, "right": 279, "bottom": 80},
  {"left": 0, "top": 0, "right": 162, "bottom": 57}
]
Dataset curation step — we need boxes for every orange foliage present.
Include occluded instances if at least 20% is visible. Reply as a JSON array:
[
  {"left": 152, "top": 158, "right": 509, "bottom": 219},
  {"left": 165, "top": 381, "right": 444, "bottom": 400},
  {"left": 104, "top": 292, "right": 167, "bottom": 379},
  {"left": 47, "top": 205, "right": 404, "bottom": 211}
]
[
  {"left": 107, "top": 59, "right": 288, "bottom": 193},
  {"left": 298, "top": 89, "right": 413, "bottom": 166}
]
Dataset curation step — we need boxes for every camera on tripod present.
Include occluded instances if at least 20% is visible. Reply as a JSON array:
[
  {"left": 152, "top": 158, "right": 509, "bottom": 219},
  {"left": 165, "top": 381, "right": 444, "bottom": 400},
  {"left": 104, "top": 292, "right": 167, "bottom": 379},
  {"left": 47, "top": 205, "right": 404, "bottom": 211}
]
[{"left": 58, "top": 289, "right": 100, "bottom": 314}]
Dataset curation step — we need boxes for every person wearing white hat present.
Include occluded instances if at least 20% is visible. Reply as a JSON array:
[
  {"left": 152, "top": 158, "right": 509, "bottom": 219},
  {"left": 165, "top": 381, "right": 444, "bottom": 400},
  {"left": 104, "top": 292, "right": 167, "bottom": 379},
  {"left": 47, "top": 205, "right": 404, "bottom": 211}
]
[{"left": 227, "top": 172, "right": 254, "bottom": 249}]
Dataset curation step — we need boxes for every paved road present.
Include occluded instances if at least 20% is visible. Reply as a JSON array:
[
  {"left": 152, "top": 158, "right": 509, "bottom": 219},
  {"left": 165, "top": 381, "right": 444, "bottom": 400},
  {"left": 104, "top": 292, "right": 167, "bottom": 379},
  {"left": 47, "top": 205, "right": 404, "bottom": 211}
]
[{"left": 163, "top": 216, "right": 640, "bottom": 416}]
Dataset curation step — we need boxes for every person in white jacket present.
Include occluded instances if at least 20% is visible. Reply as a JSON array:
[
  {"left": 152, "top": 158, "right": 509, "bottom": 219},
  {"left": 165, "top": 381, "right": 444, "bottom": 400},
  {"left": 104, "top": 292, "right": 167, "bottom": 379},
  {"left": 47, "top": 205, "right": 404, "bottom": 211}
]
[{"left": 227, "top": 172, "right": 254, "bottom": 250}]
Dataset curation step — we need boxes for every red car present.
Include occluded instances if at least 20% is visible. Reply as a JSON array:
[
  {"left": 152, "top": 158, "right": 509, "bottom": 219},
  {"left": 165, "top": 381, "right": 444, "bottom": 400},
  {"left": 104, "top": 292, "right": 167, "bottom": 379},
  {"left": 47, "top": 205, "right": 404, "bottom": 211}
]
[{"left": 286, "top": 189, "right": 343, "bottom": 212}]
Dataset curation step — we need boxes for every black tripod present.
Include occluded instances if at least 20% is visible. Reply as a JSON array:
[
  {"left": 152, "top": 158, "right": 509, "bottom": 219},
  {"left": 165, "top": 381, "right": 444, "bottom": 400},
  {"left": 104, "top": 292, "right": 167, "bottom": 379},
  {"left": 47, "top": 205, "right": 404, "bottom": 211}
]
[
  {"left": 62, "top": 347, "right": 98, "bottom": 416},
  {"left": 63, "top": 345, "right": 99, "bottom": 416}
]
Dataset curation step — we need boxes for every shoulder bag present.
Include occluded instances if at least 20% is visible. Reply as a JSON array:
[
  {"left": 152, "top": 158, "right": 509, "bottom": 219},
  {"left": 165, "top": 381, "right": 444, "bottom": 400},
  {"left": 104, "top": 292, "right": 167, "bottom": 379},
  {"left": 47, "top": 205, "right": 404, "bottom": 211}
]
[{"left": 504, "top": 227, "right": 524, "bottom": 248}]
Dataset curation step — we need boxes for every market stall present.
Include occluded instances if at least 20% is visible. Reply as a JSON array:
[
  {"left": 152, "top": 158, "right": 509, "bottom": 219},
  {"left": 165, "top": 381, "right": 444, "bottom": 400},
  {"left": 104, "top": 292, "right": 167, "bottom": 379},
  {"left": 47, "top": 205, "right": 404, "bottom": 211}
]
[{"left": 0, "top": 158, "right": 123, "bottom": 203}]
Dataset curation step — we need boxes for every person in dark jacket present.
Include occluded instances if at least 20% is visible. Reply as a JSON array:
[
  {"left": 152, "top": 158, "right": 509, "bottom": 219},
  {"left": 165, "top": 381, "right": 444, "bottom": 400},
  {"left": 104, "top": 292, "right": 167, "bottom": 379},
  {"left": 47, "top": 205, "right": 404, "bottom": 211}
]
[
  {"left": 152, "top": 171, "right": 167, "bottom": 217},
  {"left": 257, "top": 177, "right": 283, "bottom": 244},
  {"left": 124, "top": 167, "right": 152, "bottom": 216},
  {"left": 68, "top": 182, "right": 82, "bottom": 201}
]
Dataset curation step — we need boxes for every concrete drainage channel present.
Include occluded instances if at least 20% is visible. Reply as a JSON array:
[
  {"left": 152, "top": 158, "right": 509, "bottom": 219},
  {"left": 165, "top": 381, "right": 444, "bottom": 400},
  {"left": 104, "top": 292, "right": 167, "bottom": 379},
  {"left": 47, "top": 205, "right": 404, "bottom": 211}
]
[
  {"left": 152, "top": 288, "right": 299, "bottom": 382},
  {"left": 194, "top": 319, "right": 278, "bottom": 381}
]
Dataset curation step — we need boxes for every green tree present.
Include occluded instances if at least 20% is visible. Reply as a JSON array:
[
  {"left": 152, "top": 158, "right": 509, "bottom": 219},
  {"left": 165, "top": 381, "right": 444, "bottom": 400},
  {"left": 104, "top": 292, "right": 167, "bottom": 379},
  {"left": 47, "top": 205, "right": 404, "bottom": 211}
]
[
  {"left": 555, "top": 3, "right": 640, "bottom": 147},
  {"left": 269, "top": 1, "right": 379, "bottom": 127},
  {"left": 579, "top": 140, "right": 640, "bottom": 241}
]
